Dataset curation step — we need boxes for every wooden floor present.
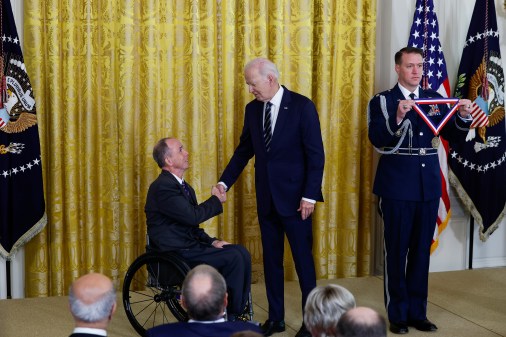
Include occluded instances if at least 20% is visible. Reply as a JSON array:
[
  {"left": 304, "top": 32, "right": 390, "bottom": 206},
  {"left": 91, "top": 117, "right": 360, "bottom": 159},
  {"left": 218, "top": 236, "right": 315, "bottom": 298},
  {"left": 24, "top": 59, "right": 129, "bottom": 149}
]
[{"left": 0, "top": 267, "right": 505, "bottom": 337}]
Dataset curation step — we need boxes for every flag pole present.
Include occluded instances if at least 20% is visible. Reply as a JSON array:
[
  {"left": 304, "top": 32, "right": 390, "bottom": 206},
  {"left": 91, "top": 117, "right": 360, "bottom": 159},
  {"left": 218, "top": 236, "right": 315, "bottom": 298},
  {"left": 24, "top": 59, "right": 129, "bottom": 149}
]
[
  {"left": 468, "top": 216, "right": 474, "bottom": 270},
  {"left": 466, "top": 0, "right": 490, "bottom": 271}
]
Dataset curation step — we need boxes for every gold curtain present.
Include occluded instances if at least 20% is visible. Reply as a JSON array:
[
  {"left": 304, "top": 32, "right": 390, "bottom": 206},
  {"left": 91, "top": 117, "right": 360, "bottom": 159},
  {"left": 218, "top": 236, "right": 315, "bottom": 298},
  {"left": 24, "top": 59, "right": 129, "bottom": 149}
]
[{"left": 23, "top": 0, "right": 376, "bottom": 297}]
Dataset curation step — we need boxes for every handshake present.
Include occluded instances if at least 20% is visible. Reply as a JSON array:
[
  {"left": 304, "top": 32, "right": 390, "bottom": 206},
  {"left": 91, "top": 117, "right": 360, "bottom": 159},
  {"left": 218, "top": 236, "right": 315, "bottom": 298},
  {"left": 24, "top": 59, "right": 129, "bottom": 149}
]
[{"left": 211, "top": 184, "right": 227, "bottom": 203}]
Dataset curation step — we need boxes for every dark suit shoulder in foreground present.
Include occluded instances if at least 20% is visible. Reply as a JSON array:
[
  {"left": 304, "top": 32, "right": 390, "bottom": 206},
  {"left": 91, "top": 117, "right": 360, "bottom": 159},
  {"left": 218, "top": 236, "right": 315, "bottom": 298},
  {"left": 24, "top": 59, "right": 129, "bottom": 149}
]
[{"left": 147, "top": 321, "right": 262, "bottom": 337}]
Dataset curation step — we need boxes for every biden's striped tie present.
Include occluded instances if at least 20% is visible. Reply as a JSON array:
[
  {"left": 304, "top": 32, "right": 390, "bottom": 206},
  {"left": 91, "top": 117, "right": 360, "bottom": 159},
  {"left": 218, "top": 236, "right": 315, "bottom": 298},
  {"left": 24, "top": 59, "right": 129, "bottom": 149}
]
[{"left": 263, "top": 101, "right": 273, "bottom": 151}]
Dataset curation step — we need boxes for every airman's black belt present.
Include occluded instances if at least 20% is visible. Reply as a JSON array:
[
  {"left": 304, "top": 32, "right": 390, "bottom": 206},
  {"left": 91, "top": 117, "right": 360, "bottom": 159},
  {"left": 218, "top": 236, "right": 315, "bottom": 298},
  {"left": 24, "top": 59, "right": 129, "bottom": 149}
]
[{"left": 383, "top": 147, "right": 438, "bottom": 156}]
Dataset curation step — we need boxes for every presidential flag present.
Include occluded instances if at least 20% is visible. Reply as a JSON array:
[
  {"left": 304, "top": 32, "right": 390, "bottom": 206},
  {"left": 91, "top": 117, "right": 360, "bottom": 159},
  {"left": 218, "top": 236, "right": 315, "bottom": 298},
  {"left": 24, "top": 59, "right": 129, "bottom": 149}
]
[
  {"left": 0, "top": 0, "right": 46, "bottom": 259},
  {"left": 451, "top": 0, "right": 505, "bottom": 241},
  {"left": 407, "top": 0, "right": 451, "bottom": 253}
]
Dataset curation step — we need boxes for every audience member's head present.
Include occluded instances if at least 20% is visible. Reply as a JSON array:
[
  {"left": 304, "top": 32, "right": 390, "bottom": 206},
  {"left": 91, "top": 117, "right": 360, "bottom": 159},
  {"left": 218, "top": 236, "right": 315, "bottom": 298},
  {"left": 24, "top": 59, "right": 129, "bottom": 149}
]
[
  {"left": 231, "top": 330, "right": 264, "bottom": 337},
  {"left": 68, "top": 273, "right": 117, "bottom": 330},
  {"left": 336, "top": 307, "right": 386, "bottom": 337},
  {"left": 182, "top": 264, "right": 228, "bottom": 321},
  {"left": 304, "top": 283, "right": 356, "bottom": 337}
]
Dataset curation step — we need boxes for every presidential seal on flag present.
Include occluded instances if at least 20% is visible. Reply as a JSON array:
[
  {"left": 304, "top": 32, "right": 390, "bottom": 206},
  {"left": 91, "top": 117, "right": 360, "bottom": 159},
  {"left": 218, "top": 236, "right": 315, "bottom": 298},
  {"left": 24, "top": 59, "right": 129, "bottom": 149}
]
[
  {"left": 0, "top": 55, "right": 38, "bottom": 134},
  {"left": 455, "top": 53, "right": 505, "bottom": 143}
]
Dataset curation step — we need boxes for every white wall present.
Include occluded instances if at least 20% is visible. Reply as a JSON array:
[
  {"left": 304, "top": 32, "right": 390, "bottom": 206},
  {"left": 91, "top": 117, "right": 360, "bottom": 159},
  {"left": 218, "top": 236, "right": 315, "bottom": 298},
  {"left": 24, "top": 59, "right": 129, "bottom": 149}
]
[
  {"left": 375, "top": 0, "right": 506, "bottom": 273},
  {"left": 11, "top": 0, "right": 23, "bottom": 42}
]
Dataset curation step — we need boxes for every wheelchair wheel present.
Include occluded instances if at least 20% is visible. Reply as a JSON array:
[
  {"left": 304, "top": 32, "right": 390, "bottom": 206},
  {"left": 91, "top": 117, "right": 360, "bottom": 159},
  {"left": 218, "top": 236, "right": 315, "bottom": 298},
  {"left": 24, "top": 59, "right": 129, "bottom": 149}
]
[{"left": 123, "top": 252, "right": 190, "bottom": 336}]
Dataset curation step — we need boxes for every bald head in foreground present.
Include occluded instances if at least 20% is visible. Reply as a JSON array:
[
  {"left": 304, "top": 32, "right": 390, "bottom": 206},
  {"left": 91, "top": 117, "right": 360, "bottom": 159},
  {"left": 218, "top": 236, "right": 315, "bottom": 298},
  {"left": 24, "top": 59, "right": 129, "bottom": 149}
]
[
  {"left": 68, "top": 273, "right": 117, "bottom": 336},
  {"left": 337, "top": 307, "right": 386, "bottom": 337},
  {"left": 147, "top": 264, "right": 262, "bottom": 337},
  {"left": 182, "top": 264, "right": 228, "bottom": 321}
]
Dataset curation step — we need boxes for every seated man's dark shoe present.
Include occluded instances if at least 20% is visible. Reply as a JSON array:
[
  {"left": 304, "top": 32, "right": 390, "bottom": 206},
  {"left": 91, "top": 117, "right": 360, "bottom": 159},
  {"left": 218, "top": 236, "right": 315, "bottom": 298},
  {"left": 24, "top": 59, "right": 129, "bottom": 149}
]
[
  {"left": 409, "top": 319, "right": 438, "bottom": 332},
  {"left": 389, "top": 321, "right": 409, "bottom": 334},
  {"left": 261, "top": 320, "right": 285, "bottom": 336},
  {"left": 294, "top": 323, "right": 311, "bottom": 337}
]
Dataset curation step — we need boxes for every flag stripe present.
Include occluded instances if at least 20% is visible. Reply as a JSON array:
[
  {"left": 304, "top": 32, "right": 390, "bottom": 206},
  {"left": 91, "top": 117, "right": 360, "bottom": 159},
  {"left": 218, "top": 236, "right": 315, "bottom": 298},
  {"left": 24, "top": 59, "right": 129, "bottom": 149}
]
[{"left": 470, "top": 102, "right": 490, "bottom": 128}]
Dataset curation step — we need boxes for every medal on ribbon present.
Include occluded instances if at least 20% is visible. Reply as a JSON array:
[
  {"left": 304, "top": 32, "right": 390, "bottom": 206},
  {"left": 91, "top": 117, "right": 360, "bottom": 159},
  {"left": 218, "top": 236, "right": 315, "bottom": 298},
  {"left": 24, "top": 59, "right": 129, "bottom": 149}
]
[
  {"left": 431, "top": 136, "right": 440, "bottom": 149},
  {"left": 411, "top": 98, "right": 460, "bottom": 135}
]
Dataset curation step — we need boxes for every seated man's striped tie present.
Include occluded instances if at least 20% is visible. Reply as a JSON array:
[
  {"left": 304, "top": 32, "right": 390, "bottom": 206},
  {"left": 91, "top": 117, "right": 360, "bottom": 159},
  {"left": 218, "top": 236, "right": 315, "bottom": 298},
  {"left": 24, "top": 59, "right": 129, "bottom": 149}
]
[{"left": 263, "top": 101, "right": 273, "bottom": 151}]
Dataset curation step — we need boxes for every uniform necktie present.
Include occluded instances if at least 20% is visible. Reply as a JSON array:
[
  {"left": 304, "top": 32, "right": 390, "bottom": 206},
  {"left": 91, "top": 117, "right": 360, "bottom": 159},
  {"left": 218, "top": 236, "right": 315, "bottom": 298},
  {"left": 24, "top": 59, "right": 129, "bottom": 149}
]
[
  {"left": 181, "top": 181, "right": 191, "bottom": 198},
  {"left": 409, "top": 92, "right": 416, "bottom": 100},
  {"left": 263, "top": 102, "right": 273, "bottom": 151}
]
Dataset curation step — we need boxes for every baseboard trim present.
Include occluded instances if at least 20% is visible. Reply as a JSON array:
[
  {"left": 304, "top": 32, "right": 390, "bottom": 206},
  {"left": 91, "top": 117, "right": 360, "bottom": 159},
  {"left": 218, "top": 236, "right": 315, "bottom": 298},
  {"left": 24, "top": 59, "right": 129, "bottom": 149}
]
[{"left": 471, "top": 257, "right": 506, "bottom": 269}]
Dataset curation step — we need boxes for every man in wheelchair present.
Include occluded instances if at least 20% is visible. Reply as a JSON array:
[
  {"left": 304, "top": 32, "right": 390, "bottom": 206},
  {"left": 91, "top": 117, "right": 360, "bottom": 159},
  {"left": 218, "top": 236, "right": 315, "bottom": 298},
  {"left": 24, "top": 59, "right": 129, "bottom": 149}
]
[{"left": 145, "top": 137, "right": 252, "bottom": 321}]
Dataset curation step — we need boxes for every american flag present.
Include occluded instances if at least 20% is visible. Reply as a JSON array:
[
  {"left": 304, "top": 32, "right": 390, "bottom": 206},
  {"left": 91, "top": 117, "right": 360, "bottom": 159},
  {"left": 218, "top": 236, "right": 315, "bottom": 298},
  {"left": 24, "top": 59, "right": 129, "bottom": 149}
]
[{"left": 407, "top": 0, "right": 451, "bottom": 253}]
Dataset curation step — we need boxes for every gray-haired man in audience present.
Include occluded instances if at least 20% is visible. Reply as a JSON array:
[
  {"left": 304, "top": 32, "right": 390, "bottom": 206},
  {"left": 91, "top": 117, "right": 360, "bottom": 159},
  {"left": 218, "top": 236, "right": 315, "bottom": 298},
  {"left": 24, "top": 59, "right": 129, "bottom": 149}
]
[
  {"left": 68, "top": 272, "right": 117, "bottom": 337},
  {"left": 304, "top": 284, "right": 356, "bottom": 337}
]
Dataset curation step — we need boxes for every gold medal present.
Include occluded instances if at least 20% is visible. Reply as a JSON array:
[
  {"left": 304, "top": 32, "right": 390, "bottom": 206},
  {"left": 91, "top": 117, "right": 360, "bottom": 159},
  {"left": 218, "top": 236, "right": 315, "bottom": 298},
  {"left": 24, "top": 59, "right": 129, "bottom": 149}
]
[{"left": 432, "top": 136, "right": 440, "bottom": 149}]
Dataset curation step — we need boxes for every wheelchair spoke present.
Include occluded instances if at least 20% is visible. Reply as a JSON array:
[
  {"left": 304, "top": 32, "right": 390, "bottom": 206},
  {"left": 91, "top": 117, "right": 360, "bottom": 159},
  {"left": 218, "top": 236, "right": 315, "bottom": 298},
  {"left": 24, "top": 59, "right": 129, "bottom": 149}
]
[{"left": 123, "top": 252, "right": 190, "bottom": 336}]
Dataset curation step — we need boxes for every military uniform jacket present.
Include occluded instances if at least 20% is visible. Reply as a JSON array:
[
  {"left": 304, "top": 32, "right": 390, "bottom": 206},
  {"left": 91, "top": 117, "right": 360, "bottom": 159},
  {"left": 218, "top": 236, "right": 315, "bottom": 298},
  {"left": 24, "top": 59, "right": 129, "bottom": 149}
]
[{"left": 367, "top": 84, "right": 470, "bottom": 202}]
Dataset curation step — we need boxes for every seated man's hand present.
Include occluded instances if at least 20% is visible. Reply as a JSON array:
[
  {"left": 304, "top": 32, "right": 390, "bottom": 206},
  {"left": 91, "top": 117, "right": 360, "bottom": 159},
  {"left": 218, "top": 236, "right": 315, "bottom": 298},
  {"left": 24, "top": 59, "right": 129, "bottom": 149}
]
[
  {"left": 211, "top": 240, "right": 231, "bottom": 248},
  {"left": 211, "top": 185, "right": 227, "bottom": 203}
]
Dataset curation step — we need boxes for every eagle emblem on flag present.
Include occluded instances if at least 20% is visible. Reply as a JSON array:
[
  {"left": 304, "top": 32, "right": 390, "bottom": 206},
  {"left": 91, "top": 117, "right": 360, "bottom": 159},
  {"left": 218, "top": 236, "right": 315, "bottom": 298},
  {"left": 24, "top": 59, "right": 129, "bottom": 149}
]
[
  {"left": 461, "top": 52, "right": 505, "bottom": 142},
  {"left": 0, "top": 55, "right": 38, "bottom": 134}
]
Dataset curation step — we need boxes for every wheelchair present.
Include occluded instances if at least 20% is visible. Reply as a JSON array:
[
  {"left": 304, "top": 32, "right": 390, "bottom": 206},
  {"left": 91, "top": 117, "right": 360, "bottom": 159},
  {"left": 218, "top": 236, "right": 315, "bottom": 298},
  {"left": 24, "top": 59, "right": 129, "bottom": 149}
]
[{"left": 122, "top": 238, "right": 254, "bottom": 337}]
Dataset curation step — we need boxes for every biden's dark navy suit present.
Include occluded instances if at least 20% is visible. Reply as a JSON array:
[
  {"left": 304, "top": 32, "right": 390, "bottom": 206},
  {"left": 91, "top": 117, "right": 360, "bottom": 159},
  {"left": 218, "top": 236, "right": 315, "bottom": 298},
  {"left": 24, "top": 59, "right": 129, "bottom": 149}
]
[
  {"left": 145, "top": 170, "right": 251, "bottom": 317},
  {"left": 219, "top": 86, "right": 325, "bottom": 321},
  {"left": 367, "top": 84, "right": 470, "bottom": 324},
  {"left": 146, "top": 320, "right": 262, "bottom": 337}
]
